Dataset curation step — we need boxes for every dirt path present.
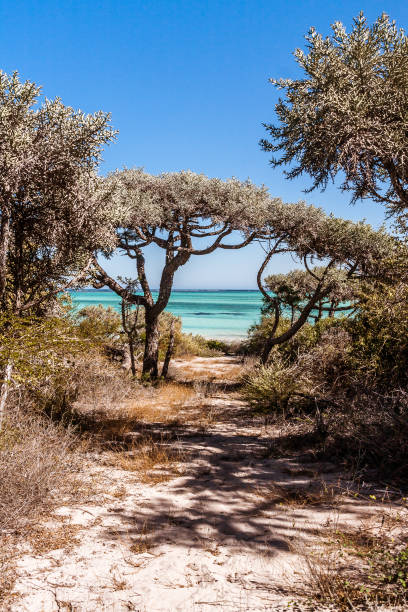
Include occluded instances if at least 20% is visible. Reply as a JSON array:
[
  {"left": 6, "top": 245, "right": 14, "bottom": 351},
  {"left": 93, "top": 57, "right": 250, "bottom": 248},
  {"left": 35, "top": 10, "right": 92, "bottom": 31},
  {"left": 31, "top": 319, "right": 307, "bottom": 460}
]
[{"left": 9, "top": 357, "right": 391, "bottom": 611}]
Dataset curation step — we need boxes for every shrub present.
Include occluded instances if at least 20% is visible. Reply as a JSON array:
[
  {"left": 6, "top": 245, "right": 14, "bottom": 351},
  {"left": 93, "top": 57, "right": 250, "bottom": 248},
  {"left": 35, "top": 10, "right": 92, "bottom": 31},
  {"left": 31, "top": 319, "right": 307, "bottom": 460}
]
[
  {"left": 243, "top": 324, "right": 352, "bottom": 414},
  {"left": 175, "top": 333, "right": 223, "bottom": 357},
  {"left": 77, "top": 304, "right": 123, "bottom": 346},
  {"left": 0, "top": 408, "right": 78, "bottom": 531},
  {"left": 242, "top": 358, "right": 313, "bottom": 415}
]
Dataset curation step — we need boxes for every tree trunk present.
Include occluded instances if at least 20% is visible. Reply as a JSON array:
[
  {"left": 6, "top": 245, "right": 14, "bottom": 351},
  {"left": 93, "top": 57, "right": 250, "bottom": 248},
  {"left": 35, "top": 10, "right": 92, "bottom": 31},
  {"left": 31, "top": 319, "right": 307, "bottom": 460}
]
[
  {"left": 128, "top": 337, "right": 136, "bottom": 377},
  {"left": 261, "top": 288, "right": 325, "bottom": 364},
  {"left": 0, "top": 209, "right": 10, "bottom": 308},
  {"left": 161, "top": 320, "right": 175, "bottom": 379},
  {"left": 143, "top": 311, "right": 160, "bottom": 377},
  {"left": 0, "top": 362, "right": 13, "bottom": 431}
]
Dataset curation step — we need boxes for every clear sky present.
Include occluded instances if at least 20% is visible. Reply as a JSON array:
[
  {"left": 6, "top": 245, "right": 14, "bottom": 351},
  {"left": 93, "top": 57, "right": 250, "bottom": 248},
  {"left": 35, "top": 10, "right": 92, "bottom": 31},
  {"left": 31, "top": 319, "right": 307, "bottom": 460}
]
[{"left": 1, "top": 0, "right": 406, "bottom": 289}]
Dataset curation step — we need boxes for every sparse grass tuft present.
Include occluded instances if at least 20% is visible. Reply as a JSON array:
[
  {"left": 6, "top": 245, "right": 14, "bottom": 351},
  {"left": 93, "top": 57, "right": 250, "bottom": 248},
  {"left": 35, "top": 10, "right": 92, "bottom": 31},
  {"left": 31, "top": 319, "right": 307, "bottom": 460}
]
[
  {"left": 0, "top": 409, "right": 80, "bottom": 532},
  {"left": 107, "top": 434, "right": 186, "bottom": 484},
  {"left": 300, "top": 510, "right": 408, "bottom": 610},
  {"left": 129, "top": 522, "right": 153, "bottom": 554},
  {"left": 254, "top": 481, "right": 340, "bottom": 509}
]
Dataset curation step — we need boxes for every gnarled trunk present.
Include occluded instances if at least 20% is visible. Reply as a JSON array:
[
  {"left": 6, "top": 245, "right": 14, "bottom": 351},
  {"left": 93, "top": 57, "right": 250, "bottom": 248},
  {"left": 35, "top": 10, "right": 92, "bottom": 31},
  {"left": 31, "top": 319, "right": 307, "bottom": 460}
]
[
  {"left": 0, "top": 362, "right": 12, "bottom": 431},
  {"left": 143, "top": 311, "right": 160, "bottom": 377},
  {"left": 0, "top": 208, "right": 10, "bottom": 308},
  {"left": 161, "top": 319, "right": 175, "bottom": 379}
]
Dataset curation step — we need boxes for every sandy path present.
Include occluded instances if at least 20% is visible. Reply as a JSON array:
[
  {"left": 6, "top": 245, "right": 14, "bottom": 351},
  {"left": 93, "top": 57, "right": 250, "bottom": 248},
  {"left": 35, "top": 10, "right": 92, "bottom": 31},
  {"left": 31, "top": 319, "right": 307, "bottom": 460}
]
[{"left": 9, "top": 357, "right": 387, "bottom": 611}]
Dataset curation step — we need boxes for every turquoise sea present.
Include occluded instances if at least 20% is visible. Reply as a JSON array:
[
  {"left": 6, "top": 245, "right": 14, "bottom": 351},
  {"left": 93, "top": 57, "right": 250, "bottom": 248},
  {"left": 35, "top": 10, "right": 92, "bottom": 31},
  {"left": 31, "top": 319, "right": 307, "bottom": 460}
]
[{"left": 70, "top": 290, "right": 264, "bottom": 340}]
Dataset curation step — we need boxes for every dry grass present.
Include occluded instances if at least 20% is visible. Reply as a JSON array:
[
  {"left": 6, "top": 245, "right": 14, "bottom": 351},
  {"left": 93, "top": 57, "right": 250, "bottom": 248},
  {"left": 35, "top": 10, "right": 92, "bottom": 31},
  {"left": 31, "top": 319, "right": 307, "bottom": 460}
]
[
  {"left": 129, "top": 522, "right": 153, "bottom": 554},
  {"left": 107, "top": 434, "right": 187, "bottom": 485},
  {"left": 298, "top": 508, "right": 408, "bottom": 611},
  {"left": 25, "top": 523, "right": 81, "bottom": 555},
  {"left": 0, "top": 540, "right": 17, "bottom": 606},
  {"left": 0, "top": 409, "right": 80, "bottom": 532},
  {"left": 254, "top": 481, "right": 340, "bottom": 509},
  {"left": 73, "top": 352, "right": 137, "bottom": 416},
  {"left": 125, "top": 382, "right": 197, "bottom": 423},
  {"left": 0, "top": 399, "right": 87, "bottom": 606}
]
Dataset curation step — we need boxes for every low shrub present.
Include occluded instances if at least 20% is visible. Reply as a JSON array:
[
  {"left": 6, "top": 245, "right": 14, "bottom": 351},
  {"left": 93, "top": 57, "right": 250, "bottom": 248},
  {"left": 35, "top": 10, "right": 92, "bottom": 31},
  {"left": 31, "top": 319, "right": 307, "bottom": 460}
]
[
  {"left": 304, "top": 531, "right": 408, "bottom": 610},
  {"left": 242, "top": 358, "right": 313, "bottom": 415},
  {"left": 175, "top": 332, "right": 223, "bottom": 357},
  {"left": 0, "top": 408, "right": 78, "bottom": 532}
]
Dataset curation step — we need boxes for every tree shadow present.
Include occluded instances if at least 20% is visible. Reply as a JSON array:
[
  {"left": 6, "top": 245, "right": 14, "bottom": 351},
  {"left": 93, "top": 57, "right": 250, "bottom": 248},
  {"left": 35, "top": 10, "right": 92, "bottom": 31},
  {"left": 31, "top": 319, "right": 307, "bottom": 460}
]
[{"left": 98, "top": 401, "right": 372, "bottom": 558}]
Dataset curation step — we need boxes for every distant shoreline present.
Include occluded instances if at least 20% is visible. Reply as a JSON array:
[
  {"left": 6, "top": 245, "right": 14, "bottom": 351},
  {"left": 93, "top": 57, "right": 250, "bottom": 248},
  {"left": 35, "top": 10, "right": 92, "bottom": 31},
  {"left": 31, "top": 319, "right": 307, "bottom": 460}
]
[
  {"left": 69, "top": 289, "right": 263, "bottom": 340},
  {"left": 71, "top": 288, "right": 260, "bottom": 293}
]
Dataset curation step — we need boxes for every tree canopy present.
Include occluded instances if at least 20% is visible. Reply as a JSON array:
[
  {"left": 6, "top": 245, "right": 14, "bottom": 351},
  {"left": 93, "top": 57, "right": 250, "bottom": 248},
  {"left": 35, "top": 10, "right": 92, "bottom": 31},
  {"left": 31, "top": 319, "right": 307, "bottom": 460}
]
[
  {"left": 92, "top": 168, "right": 273, "bottom": 376},
  {"left": 261, "top": 12, "right": 408, "bottom": 214},
  {"left": 256, "top": 200, "right": 393, "bottom": 362},
  {"left": 0, "top": 71, "right": 116, "bottom": 315}
]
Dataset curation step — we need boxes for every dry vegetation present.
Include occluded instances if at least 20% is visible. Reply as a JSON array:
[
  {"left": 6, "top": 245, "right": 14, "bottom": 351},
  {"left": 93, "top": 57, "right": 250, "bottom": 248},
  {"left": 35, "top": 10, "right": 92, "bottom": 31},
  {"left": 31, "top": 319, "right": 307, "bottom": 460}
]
[
  {"left": 0, "top": 400, "right": 85, "bottom": 606},
  {"left": 106, "top": 434, "right": 187, "bottom": 485},
  {"left": 254, "top": 481, "right": 341, "bottom": 509},
  {"left": 0, "top": 408, "right": 79, "bottom": 532},
  {"left": 296, "top": 501, "right": 408, "bottom": 611},
  {"left": 3, "top": 352, "right": 407, "bottom": 610}
]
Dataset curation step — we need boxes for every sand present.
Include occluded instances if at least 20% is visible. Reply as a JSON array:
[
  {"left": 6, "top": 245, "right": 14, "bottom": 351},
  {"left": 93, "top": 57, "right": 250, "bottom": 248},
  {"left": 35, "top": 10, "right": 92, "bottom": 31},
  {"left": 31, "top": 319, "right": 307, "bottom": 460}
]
[{"left": 7, "top": 357, "right": 396, "bottom": 611}]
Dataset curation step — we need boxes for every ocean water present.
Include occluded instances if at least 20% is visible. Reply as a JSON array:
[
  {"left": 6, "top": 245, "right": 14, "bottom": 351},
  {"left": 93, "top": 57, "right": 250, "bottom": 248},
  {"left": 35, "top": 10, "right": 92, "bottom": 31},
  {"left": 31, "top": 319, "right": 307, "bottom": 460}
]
[{"left": 69, "top": 290, "right": 264, "bottom": 340}]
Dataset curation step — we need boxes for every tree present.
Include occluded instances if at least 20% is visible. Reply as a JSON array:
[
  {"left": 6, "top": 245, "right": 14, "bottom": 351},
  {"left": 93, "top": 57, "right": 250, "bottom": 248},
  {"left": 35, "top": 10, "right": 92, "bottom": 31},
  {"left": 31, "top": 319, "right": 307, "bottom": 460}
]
[
  {"left": 255, "top": 201, "right": 393, "bottom": 363},
  {"left": 92, "top": 169, "right": 271, "bottom": 377},
  {"left": 260, "top": 12, "right": 408, "bottom": 215},
  {"left": 0, "top": 70, "right": 116, "bottom": 316},
  {"left": 264, "top": 265, "right": 358, "bottom": 324}
]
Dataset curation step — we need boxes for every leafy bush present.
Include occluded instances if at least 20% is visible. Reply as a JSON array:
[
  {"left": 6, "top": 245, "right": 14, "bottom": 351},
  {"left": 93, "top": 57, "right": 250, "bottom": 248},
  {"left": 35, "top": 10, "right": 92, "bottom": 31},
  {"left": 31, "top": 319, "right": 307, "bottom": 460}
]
[
  {"left": 242, "top": 358, "right": 313, "bottom": 414},
  {"left": 345, "top": 281, "right": 408, "bottom": 387},
  {"left": 175, "top": 333, "right": 223, "bottom": 357},
  {"left": 77, "top": 304, "right": 123, "bottom": 346}
]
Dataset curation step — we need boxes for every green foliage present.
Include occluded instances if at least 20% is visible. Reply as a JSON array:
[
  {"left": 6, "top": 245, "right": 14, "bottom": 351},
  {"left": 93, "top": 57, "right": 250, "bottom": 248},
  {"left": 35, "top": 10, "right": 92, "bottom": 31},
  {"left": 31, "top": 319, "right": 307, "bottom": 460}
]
[
  {"left": 261, "top": 12, "right": 408, "bottom": 214},
  {"left": 242, "top": 358, "right": 313, "bottom": 414},
  {"left": 0, "top": 70, "right": 116, "bottom": 316},
  {"left": 0, "top": 314, "right": 85, "bottom": 390},
  {"left": 158, "top": 311, "right": 182, "bottom": 354},
  {"left": 77, "top": 305, "right": 123, "bottom": 346},
  {"left": 264, "top": 266, "right": 357, "bottom": 323},
  {"left": 245, "top": 313, "right": 341, "bottom": 361},
  {"left": 370, "top": 546, "right": 408, "bottom": 593},
  {"left": 175, "top": 333, "right": 223, "bottom": 357},
  {"left": 345, "top": 281, "right": 408, "bottom": 386},
  {"left": 206, "top": 339, "right": 229, "bottom": 353}
]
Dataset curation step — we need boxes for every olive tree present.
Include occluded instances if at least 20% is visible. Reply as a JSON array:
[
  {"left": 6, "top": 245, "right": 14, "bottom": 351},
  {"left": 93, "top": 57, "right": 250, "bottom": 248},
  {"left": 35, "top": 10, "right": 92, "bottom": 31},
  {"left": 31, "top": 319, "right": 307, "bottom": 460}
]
[
  {"left": 264, "top": 266, "right": 358, "bottom": 324},
  {"left": 0, "top": 71, "right": 116, "bottom": 316},
  {"left": 256, "top": 200, "right": 393, "bottom": 363},
  {"left": 0, "top": 70, "right": 115, "bottom": 416},
  {"left": 92, "top": 169, "right": 271, "bottom": 377},
  {"left": 260, "top": 12, "right": 408, "bottom": 215}
]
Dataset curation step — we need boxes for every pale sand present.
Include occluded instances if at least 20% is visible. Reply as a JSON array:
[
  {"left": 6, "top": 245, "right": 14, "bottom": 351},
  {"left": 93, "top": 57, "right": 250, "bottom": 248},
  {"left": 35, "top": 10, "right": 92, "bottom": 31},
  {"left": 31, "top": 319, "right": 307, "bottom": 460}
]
[{"left": 8, "top": 357, "right": 397, "bottom": 611}]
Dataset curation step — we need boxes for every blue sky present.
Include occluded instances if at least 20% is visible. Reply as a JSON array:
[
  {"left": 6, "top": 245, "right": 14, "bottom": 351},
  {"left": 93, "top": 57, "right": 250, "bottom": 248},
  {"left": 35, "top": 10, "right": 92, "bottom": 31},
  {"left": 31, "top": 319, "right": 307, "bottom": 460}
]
[{"left": 1, "top": 0, "right": 406, "bottom": 289}]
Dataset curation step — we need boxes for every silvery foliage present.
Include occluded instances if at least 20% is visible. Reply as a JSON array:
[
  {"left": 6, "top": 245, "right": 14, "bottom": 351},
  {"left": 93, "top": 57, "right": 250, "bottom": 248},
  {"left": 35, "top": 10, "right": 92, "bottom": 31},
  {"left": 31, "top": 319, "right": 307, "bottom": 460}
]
[
  {"left": 256, "top": 200, "right": 393, "bottom": 357},
  {"left": 261, "top": 12, "right": 408, "bottom": 214},
  {"left": 93, "top": 168, "right": 276, "bottom": 374},
  {"left": 265, "top": 266, "right": 357, "bottom": 321},
  {"left": 259, "top": 199, "right": 392, "bottom": 277},
  {"left": 0, "top": 71, "right": 116, "bottom": 313},
  {"left": 104, "top": 167, "right": 272, "bottom": 237},
  {"left": 94, "top": 168, "right": 274, "bottom": 310}
]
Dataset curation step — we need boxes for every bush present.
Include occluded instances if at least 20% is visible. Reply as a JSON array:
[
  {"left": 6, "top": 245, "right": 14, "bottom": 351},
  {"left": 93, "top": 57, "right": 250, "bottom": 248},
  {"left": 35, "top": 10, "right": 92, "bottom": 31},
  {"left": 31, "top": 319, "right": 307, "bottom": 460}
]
[
  {"left": 175, "top": 333, "right": 223, "bottom": 357},
  {"left": 243, "top": 324, "right": 352, "bottom": 414},
  {"left": 242, "top": 358, "right": 313, "bottom": 414},
  {"left": 0, "top": 408, "right": 78, "bottom": 531},
  {"left": 77, "top": 304, "right": 123, "bottom": 346}
]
